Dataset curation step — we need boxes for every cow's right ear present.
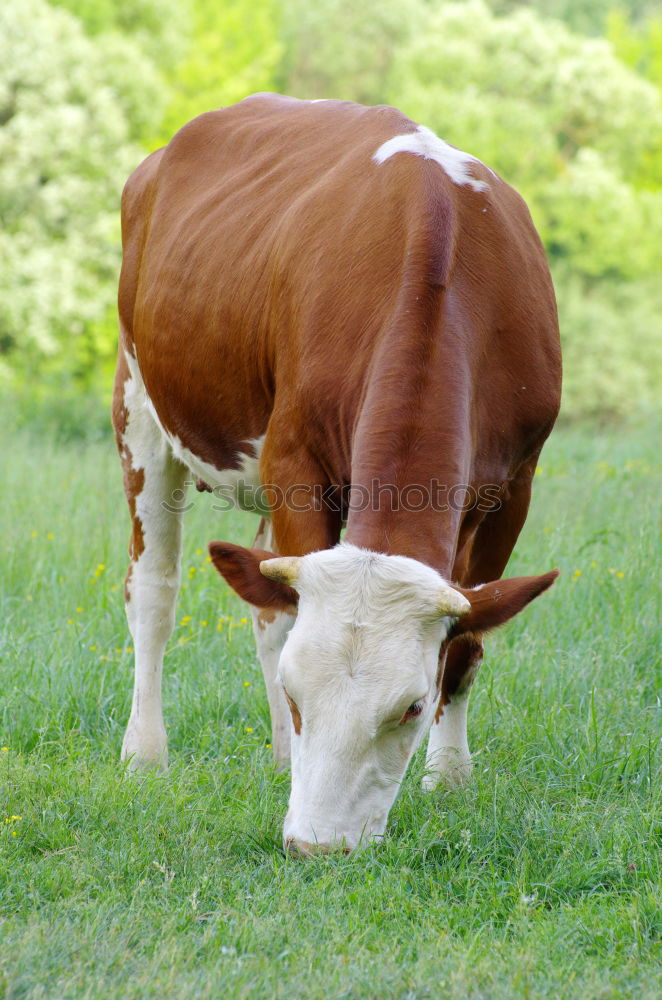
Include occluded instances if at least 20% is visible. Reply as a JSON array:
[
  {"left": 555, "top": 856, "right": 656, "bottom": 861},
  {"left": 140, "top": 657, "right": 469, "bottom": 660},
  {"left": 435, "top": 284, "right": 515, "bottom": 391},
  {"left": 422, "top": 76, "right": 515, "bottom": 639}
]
[{"left": 208, "top": 541, "right": 299, "bottom": 611}]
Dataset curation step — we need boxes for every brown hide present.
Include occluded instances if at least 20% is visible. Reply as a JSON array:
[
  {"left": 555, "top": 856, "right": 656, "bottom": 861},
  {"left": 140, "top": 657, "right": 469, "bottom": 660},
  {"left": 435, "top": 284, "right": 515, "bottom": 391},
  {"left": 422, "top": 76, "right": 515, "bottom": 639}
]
[{"left": 118, "top": 94, "right": 561, "bottom": 580}]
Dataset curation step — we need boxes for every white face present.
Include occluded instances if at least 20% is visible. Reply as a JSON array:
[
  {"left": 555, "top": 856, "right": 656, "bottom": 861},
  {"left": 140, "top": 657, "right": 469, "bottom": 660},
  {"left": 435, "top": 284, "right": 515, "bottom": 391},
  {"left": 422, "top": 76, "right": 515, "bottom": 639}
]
[{"left": 272, "top": 546, "right": 468, "bottom": 853}]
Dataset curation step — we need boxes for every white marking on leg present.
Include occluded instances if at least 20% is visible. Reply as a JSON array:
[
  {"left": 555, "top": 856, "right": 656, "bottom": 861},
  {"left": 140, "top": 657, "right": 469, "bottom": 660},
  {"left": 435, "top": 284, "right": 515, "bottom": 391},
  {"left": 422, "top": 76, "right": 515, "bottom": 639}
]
[
  {"left": 373, "top": 125, "right": 491, "bottom": 192},
  {"left": 423, "top": 691, "right": 472, "bottom": 789},
  {"left": 121, "top": 351, "right": 186, "bottom": 770},
  {"left": 250, "top": 521, "right": 296, "bottom": 768}
]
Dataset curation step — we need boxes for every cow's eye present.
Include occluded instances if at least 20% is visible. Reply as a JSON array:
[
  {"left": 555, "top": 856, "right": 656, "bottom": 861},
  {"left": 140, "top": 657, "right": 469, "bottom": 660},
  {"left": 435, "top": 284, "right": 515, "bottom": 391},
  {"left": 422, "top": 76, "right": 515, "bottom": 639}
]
[{"left": 400, "top": 700, "right": 425, "bottom": 725}]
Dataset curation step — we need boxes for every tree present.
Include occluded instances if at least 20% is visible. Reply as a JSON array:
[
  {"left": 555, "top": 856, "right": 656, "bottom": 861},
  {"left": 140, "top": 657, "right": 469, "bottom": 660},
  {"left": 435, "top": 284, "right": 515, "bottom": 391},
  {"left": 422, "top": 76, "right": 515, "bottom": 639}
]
[
  {"left": 49, "top": 0, "right": 188, "bottom": 68},
  {"left": 276, "top": 0, "right": 426, "bottom": 104},
  {"left": 488, "top": 1, "right": 656, "bottom": 36},
  {"left": 156, "top": 0, "right": 283, "bottom": 145},
  {"left": 0, "top": 0, "right": 164, "bottom": 380}
]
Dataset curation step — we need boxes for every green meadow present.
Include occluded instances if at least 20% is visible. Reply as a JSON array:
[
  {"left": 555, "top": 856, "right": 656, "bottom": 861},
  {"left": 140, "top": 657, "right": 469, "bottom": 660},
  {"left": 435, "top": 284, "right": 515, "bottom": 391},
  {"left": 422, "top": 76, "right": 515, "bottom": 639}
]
[{"left": 1, "top": 412, "right": 660, "bottom": 999}]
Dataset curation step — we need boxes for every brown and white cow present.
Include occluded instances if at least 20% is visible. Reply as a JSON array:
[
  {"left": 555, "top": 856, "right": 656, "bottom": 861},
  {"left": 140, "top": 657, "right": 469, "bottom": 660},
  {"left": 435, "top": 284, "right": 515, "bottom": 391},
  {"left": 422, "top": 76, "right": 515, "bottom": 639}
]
[{"left": 113, "top": 94, "right": 561, "bottom": 855}]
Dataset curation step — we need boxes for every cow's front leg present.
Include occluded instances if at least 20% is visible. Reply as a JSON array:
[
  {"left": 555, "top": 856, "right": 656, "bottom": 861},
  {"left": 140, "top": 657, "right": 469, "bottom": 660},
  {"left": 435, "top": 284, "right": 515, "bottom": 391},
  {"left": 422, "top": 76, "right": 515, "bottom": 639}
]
[
  {"left": 250, "top": 519, "right": 296, "bottom": 768},
  {"left": 113, "top": 347, "right": 186, "bottom": 770},
  {"left": 423, "top": 636, "right": 483, "bottom": 789}
]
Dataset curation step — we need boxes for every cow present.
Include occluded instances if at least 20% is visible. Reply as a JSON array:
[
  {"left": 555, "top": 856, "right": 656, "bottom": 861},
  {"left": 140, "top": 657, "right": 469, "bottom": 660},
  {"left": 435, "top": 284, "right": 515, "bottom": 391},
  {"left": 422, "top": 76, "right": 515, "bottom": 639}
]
[{"left": 113, "top": 94, "right": 562, "bottom": 856}]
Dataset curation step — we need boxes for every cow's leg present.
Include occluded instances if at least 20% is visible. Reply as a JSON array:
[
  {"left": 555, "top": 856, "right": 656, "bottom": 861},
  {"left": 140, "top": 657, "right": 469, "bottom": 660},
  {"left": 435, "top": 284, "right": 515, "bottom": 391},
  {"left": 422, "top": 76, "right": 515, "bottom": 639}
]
[
  {"left": 423, "top": 636, "right": 483, "bottom": 789},
  {"left": 113, "top": 347, "right": 186, "bottom": 770},
  {"left": 424, "top": 462, "right": 537, "bottom": 789},
  {"left": 249, "top": 518, "right": 296, "bottom": 769}
]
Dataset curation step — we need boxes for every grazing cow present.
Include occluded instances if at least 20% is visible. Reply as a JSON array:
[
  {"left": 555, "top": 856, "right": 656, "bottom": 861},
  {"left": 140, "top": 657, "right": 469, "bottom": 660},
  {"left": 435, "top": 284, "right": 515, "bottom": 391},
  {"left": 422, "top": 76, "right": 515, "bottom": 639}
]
[{"left": 113, "top": 94, "right": 561, "bottom": 855}]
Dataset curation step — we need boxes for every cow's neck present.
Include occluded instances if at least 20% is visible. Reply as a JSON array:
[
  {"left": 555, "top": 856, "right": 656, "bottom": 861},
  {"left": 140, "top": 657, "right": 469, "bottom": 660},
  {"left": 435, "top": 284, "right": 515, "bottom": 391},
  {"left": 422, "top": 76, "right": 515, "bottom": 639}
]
[
  {"left": 343, "top": 318, "right": 471, "bottom": 576},
  {"left": 343, "top": 470, "right": 463, "bottom": 577}
]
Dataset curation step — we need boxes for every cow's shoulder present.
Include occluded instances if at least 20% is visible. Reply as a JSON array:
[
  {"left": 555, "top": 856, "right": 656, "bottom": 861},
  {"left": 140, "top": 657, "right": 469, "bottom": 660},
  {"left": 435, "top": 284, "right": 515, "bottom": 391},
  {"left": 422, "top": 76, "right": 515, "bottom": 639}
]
[{"left": 121, "top": 147, "right": 164, "bottom": 231}]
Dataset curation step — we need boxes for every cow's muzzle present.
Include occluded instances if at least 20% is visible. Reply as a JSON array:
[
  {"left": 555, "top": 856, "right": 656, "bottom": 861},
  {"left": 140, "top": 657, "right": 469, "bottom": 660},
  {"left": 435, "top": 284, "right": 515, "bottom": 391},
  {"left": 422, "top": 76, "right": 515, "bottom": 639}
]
[{"left": 284, "top": 837, "right": 351, "bottom": 858}]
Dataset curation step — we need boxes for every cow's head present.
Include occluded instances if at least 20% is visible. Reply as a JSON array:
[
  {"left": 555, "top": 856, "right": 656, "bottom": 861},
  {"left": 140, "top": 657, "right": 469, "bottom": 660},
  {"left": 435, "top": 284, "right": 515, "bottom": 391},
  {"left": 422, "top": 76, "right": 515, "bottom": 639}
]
[{"left": 209, "top": 541, "right": 557, "bottom": 854}]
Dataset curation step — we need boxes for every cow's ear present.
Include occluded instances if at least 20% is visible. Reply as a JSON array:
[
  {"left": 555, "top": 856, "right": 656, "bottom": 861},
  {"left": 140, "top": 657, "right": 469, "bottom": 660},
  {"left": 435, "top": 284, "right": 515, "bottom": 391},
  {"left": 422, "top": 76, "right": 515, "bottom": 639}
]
[
  {"left": 450, "top": 570, "right": 559, "bottom": 637},
  {"left": 208, "top": 541, "right": 299, "bottom": 611}
]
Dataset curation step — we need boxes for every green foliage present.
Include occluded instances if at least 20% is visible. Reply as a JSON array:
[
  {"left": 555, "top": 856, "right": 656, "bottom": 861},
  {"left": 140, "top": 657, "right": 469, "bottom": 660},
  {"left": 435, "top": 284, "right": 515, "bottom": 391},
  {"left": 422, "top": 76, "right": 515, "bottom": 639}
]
[
  {"left": 607, "top": 7, "right": 662, "bottom": 92},
  {"left": 49, "top": 0, "right": 188, "bottom": 67},
  {"left": 1, "top": 0, "right": 661, "bottom": 420},
  {"left": 553, "top": 269, "right": 662, "bottom": 420},
  {"left": 538, "top": 150, "right": 662, "bottom": 279},
  {"left": 276, "top": 0, "right": 426, "bottom": 103},
  {"left": 0, "top": 0, "right": 164, "bottom": 383},
  {"left": 1, "top": 420, "right": 660, "bottom": 996},
  {"left": 489, "top": 0, "right": 656, "bottom": 36},
  {"left": 156, "top": 0, "right": 283, "bottom": 144}
]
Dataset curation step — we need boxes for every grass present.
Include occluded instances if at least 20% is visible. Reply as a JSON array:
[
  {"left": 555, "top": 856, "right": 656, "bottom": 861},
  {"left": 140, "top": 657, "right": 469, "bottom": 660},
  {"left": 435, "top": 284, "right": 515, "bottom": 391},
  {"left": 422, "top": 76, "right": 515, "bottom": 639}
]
[{"left": 0, "top": 407, "right": 660, "bottom": 999}]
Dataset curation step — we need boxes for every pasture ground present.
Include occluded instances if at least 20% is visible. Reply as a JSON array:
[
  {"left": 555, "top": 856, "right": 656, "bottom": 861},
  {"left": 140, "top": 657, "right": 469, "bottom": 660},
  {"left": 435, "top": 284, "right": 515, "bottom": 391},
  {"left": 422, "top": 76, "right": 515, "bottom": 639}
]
[{"left": 1, "top": 409, "right": 660, "bottom": 999}]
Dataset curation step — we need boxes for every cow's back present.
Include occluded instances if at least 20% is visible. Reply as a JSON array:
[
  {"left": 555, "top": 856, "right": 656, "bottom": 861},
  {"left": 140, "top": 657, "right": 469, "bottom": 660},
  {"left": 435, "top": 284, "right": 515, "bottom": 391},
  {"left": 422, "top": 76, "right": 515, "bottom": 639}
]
[{"left": 119, "top": 94, "right": 560, "bottom": 487}]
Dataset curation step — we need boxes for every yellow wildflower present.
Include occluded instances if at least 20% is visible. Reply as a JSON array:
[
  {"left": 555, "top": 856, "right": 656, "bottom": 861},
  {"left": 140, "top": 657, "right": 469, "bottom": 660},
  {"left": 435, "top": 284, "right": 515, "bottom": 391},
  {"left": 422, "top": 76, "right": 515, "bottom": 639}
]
[
  {"left": 180, "top": 615, "right": 192, "bottom": 625},
  {"left": 243, "top": 681, "right": 250, "bottom": 688},
  {"left": 245, "top": 727, "right": 253, "bottom": 733},
  {"left": 47, "top": 533, "right": 54, "bottom": 540}
]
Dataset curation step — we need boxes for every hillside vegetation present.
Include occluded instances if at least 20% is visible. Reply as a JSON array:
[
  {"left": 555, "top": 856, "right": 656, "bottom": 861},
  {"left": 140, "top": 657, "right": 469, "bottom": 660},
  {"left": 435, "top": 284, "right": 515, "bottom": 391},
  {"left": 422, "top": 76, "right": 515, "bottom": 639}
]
[{"left": 1, "top": 0, "right": 661, "bottom": 419}]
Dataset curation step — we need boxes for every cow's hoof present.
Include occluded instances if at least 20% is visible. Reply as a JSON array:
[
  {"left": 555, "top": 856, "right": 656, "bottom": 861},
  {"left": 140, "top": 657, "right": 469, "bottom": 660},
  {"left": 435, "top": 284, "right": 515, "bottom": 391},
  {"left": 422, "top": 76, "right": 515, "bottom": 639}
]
[
  {"left": 121, "top": 721, "right": 168, "bottom": 772},
  {"left": 422, "top": 754, "right": 473, "bottom": 791}
]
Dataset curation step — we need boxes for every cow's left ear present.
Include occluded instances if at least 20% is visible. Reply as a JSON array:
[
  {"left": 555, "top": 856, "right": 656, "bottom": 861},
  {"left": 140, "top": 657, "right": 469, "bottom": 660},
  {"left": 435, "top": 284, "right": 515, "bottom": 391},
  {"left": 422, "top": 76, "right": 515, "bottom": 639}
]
[
  {"left": 208, "top": 541, "right": 299, "bottom": 611},
  {"left": 449, "top": 570, "right": 559, "bottom": 637}
]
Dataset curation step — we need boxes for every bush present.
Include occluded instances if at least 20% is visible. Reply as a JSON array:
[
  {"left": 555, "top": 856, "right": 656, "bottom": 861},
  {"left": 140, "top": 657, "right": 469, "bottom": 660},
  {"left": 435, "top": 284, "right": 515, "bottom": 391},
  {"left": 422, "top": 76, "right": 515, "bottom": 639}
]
[{"left": 555, "top": 269, "right": 662, "bottom": 420}]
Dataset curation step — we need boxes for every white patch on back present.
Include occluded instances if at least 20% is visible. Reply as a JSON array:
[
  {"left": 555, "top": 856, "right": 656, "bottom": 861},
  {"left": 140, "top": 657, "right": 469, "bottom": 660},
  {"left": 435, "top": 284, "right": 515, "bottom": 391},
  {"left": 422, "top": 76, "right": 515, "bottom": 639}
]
[
  {"left": 373, "top": 125, "right": 490, "bottom": 192},
  {"left": 124, "top": 351, "right": 266, "bottom": 514}
]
